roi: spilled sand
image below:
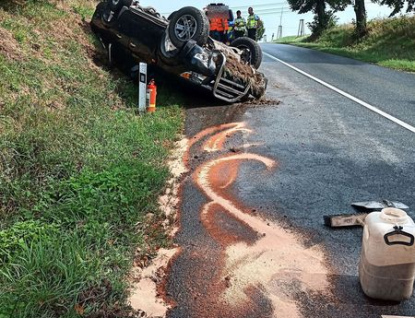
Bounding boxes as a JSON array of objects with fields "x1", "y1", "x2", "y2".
[
  {"x1": 129, "y1": 121, "x2": 332, "y2": 318},
  {"x1": 193, "y1": 123, "x2": 331, "y2": 317},
  {"x1": 128, "y1": 138, "x2": 188, "y2": 317}
]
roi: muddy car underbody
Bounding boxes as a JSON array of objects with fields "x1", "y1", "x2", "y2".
[{"x1": 90, "y1": 1, "x2": 267, "y2": 103}]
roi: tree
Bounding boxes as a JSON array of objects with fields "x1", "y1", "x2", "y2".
[
  {"x1": 353, "y1": 0, "x2": 414, "y2": 39},
  {"x1": 287, "y1": 0, "x2": 349, "y2": 38},
  {"x1": 307, "y1": 9, "x2": 337, "y2": 37},
  {"x1": 290, "y1": 0, "x2": 414, "y2": 40},
  {"x1": 354, "y1": 0, "x2": 367, "y2": 38},
  {"x1": 374, "y1": 0, "x2": 415, "y2": 16},
  {"x1": 257, "y1": 20, "x2": 265, "y2": 41}
]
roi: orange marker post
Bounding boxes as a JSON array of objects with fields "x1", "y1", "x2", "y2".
[{"x1": 146, "y1": 79, "x2": 157, "y2": 113}]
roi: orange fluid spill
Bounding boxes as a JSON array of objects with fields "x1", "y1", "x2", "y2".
[
  {"x1": 189, "y1": 122, "x2": 241, "y2": 150},
  {"x1": 184, "y1": 123, "x2": 245, "y2": 166},
  {"x1": 201, "y1": 202, "x2": 258, "y2": 247},
  {"x1": 195, "y1": 152, "x2": 276, "y2": 226},
  {"x1": 203, "y1": 124, "x2": 250, "y2": 152},
  {"x1": 195, "y1": 153, "x2": 329, "y2": 317},
  {"x1": 185, "y1": 123, "x2": 332, "y2": 318},
  {"x1": 207, "y1": 159, "x2": 240, "y2": 189}
]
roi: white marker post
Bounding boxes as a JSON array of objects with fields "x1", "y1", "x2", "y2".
[{"x1": 138, "y1": 62, "x2": 147, "y2": 114}]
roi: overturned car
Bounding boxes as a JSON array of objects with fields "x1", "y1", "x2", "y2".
[{"x1": 90, "y1": 0, "x2": 267, "y2": 103}]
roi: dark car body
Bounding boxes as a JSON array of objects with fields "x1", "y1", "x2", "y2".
[{"x1": 90, "y1": 1, "x2": 267, "y2": 103}]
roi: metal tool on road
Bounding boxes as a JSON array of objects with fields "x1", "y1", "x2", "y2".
[
  {"x1": 324, "y1": 199, "x2": 409, "y2": 228},
  {"x1": 381, "y1": 315, "x2": 415, "y2": 318},
  {"x1": 351, "y1": 199, "x2": 409, "y2": 212}
]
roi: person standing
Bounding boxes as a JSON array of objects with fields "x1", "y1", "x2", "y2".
[
  {"x1": 209, "y1": 17, "x2": 228, "y2": 43},
  {"x1": 226, "y1": 20, "x2": 234, "y2": 44},
  {"x1": 233, "y1": 10, "x2": 246, "y2": 39},
  {"x1": 209, "y1": 17, "x2": 220, "y2": 41},
  {"x1": 246, "y1": 7, "x2": 260, "y2": 41},
  {"x1": 220, "y1": 18, "x2": 229, "y2": 43}
]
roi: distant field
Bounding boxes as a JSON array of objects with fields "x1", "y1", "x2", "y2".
[{"x1": 275, "y1": 15, "x2": 415, "y2": 72}]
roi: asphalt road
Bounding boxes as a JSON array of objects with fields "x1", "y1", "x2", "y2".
[{"x1": 166, "y1": 44, "x2": 415, "y2": 318}]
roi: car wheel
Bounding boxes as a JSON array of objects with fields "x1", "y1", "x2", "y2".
[
  {"x1": 168, "y1": 6, "x2": 209, "y2": 48},
  {"x1": 157, "y1": 32, "x2": 181, "y2": 66},
  {"x1": 167, "y1": 11, "x2": 177, "y2": 20},
  {"x1": 230, "y1": 37, "x2": 263, "y2": 69}
]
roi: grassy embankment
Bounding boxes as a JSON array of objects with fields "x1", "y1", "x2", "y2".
[
  {"x1": 276, "y1": 15, "x2": 415, "y2": 72},
  {"x1": 0, "y1": 1, "x2": 183, "y2": 317}
]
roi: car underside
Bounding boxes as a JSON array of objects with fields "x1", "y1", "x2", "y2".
[{"x1": 90, "y1": 0, "x2": 267, "y2": 103}]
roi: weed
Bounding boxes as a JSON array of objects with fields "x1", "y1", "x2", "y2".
[
  {"x1": 13, "y1": 29, "x2": 27, "y2": 43},
  {"x1": 71, "y1": 4, "x2": 95, "y2": 21},
  {"x1": 0, "y1": 220, "x2": 60, "y2": 263},
  {"x1": 0, "y1": 232, "x2": 106, "y2": 317}
]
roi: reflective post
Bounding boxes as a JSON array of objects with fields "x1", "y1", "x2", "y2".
[{"x1": 138, "y1": 62, "x2": 147, "y2": 114}]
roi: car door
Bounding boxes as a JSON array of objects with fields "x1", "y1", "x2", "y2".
[{"x1": 119, "y1": 9, "x2": 165, "y2": 64}]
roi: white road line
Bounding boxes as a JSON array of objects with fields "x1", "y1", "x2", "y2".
[{"x1": 263, "y1": 51, "x2": 415, "y2": 134}]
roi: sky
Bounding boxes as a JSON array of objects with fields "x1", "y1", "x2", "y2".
[{"x1": 140, "y1": 1, "x2": 410, "y2": 41}]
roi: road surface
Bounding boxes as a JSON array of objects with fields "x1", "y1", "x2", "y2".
[{"x1": 165, "y1": 43, "x2": 415, "y2": 318}]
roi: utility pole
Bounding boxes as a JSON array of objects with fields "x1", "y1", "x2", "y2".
[
  {"x1": 277, "y1": 6, "x2": 283, "y2": 39},
  {"x1": 297, "y1": 19, "x2": 305, "y2": 37}
]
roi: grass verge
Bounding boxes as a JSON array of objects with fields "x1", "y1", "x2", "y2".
[
  {"x1": 0, "y1": 0, "x2": 183, "y2": 317},
  {"x1": 276, "y1": 15, "x2": 415, "y2": 72}
]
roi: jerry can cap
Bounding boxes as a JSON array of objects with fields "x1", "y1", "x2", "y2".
[{"x1": 380, "y1": 208, "x2": 408, "y2": 224}]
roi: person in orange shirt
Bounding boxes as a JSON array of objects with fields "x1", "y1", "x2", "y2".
[
  {"x1": 209, "y1": 17, "x2": 228, "y2": 43},
  {"x1": 221, "y1": 18, "x2": 229, "y2": 43},
  {"x1": 209, "y1": 17, "x2": 219, "y2": 40}
]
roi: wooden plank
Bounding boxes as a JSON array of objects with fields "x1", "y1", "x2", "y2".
[{"x1": 324, "y1": 213, "x2": 367, "y2": 227}]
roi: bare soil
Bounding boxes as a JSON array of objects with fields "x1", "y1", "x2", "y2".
[{"x1": 0, "y1": 28, "x2": 24, "y2": 61}]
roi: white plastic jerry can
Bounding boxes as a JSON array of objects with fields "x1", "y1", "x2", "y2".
[{"x1": 359, "y1": 208, "x2": 415, "y2": 301}]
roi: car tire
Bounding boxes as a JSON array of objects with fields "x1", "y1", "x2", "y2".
[
  {"x1": 168, "y1": 6, "x2": 209, "y2": 48},
  {"x1": 157, "y1": 32, "x2": 181, "y2": 66},
  {"x1": 230, "y1": 37, "x2": 262, "y2": 69}
]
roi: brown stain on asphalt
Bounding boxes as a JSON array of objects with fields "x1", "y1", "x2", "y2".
[
  {"x1": 184, "y1": 122, "x2": 243, "y2": 167},
  {"x1": 207, "y1": 158, "x2": 240, "y2": 190},
  {"x1": 201, "y1": 202, "x2": 259, "y2": 247},
  {"x1": 168, "y1": 122, "x2": 331, "y2": 318}
]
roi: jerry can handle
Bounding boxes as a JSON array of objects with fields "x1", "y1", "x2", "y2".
[{"x1": 384, "y1": 226, "x2": 415, "y2": 246}]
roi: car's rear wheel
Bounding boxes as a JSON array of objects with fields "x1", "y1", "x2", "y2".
[
  {"x1": 230, "y1": 37, "x2": 262, "y2": 69},
  {"x1": 168, "y1": 7, "x2": 209, "y2": 48}
]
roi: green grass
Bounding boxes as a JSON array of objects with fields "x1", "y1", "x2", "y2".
[
  {"x1": 276, "y1": 35, "x2": 309, "y2": 44},
  {"x1": 276, "y1": 15, "x2": 415, "y2": 72},
  {"x1": 0, "y1": 1, "x2": 184, "y2": 317}
]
